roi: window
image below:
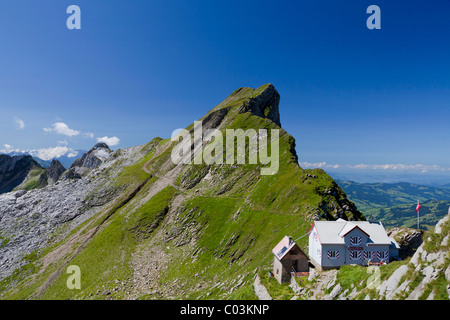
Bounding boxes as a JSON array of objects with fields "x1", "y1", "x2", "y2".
[
  {"x1": 363, "y1": 251, "x2": 374, "y2": 260},
  {"x1": 377, "y1": 251, "x2": 388, "y2": 261},
  {"x1": 349, "y1": 250, "x2": 361, "y2": 260},
  {"x1": 277, "y1": 246, "x2": 287, "y2": 258},
  {"x1": 350, "y1": 236, "x2": 362, "y2": 245},
  {"x1": 327, "y1": 250, "x2": 339, "y2": 259}
]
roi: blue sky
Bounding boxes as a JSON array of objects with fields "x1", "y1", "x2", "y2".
[{"x1": 0, "y1": 1, "x2": 449, "y2": 179}]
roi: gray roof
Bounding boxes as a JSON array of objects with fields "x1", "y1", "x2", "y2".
[{"x1": 312, "y1": 219, "x2": 392, "y2": 245}]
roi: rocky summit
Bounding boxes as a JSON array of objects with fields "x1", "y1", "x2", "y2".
[
  {"x1": 0, "y1": 84, "x2": 365, "y2": 300},
  {"x1": 45, "y1": 160, "x2": 66, "y2": 184}
]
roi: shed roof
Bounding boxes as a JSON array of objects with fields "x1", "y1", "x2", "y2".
[
  {"x1": 312, "y1": 219, "x2": 392, "y2": 245},
  {"x1": 272, "y1": 236, "x2": 297, "y2": 260}
]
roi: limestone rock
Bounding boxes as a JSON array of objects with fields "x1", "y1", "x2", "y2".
[
  {"x1": 325, "y1": 283, "x2": 342, "y2": 300},
  {"x1": 434, "y1": 210, "x2": 449, "y2": 234},
  {"x1": 71, "y1": 143, "x2": 112, "y2": 170},
  {"x1": 46, "y1": 160, "x2": 66, "y2": 184},
  {"x1": 378, "y1": 265, "x2": 409, "y2": 299}
]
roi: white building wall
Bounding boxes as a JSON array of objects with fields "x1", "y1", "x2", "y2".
[{"x1": 308, "y1": 225, "x2": 322, "y2": 266}]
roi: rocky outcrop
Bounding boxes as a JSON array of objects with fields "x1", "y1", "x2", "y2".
[
  {"x1": 387, "y1": 227, "x2": 423, "y2": 259},
  {"x1": 64, "y1": 143, "x2": 112, "y2": 179},
  {"x1": 33, "y1": 160, "x2": 67, "y2": 189},
  {"x1": 71, "y1": 143, "x2": 111, "y2": 170},
  {"x1": 403, "y1": 209, "x2": 450, "y2": 300},
  {"x1": 377, "y1": 264, "x2": 409, "y2": 299},
  {"x1": 238, "y1": 84, "x2": 281, "y2": 127},
  {"x1": 46, "y1": 160, "x2": 66, "y2": 184},
  {"x1": 0, "y1": 155, "x2": 41, "y2": 194}
]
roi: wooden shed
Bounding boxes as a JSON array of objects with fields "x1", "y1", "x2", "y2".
[{"x1": 272, "y1": 236, "x2": 309, "y2": 284}]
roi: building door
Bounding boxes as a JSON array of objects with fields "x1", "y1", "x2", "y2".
[{"x1": 292, "y1": 260, "x2": 297, "y2": 272}]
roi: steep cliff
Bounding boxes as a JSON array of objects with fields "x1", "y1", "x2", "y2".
[{"x1": 0, "y1": 155, "x2": 41, "y2": 194}]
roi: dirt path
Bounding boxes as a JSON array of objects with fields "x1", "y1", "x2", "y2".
[
  {"x1": 142, "y1": 158, "x2": 184, "y2": 192},
  {"x1": 35, "y1": 178, "x2": 151, "y2": 298},
  {"x1": 123, "y1": 161, "x2": 189, "y2": 299}
]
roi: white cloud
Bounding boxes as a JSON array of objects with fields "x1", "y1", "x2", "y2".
[
  {"x1": 1, "y1": 144, "x2": 81, "y2": 161},
  {"x1": 43, "y1": 122, "x2": 80, "y2": 137},
  {"x1": 299, "y1": 162, "x2": 341, "y2": 169},
  {"x1": 299, "y1": 161, "x2": 450, "y2": 172},
  {"x1": 67, "y1": 150, "x2": 80, "y2": 158},
  {"x1": 96, "y1": 136, "x2": 120, "y2": 147},
  {"x1": 83, "y1": 132, "x2": 95, "y2": 139},
  {"x1": 28, "y1": 146, "x2": 70, "y2": 161},
  {"x1": 14, "y1": 117, "x2": 25, "y2": 130},
  {"x1": 0, "y1": 144, "x2": 23, "y2": 154},
  {"x1": 350, "y1": 163, "x2": 449, "y2": 172}
]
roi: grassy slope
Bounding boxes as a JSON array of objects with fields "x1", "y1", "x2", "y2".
[
  {"x1": 12, "y1": 165, "x2": 46, "y2": 191},
  {"x1": 0, "y1": 85, "x2": 364, "y2": 300}
]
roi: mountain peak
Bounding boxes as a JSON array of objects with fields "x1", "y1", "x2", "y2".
[
  {"x1": 208, "y1": 83, "x2": 281, "y2": 128},
  {"x1": 91, "y1": 142, "x2": 110, "y2": 151},
  {"x1": 47, "y1": 159, "x2": 66, "y2": 184},
  {"x1": 69, "y1": 143, "x2": 112, "y2": 172}
]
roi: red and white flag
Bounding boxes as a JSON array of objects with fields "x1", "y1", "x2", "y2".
[{"x1": 416, "y1": 202, "x2": 421, "y2": 212}]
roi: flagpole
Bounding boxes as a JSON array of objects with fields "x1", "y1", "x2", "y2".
[
  {"x1": 417, "y1": 207, "x2": 419, "y2": 229},
  {"x1": 417, "y1": 200, "x2": 420, "y2": 230}
]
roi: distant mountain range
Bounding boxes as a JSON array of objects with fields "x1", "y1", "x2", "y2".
[
  {"x1": 0, "y1": 149, "x2": 88, "y2": 194},
  {"x1": 328, "y1": 170, "x2": 450, "y2": 187},
  {"x1": 337, "y1": 180, "x2": 450, "y2": 230},
  {"x1": 3, "y1": 150, "x2": 86, "y2": 169}
]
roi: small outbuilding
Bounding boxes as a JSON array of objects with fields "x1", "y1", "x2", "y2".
[{"x1": 272, "y1": 236, "x2": 309, "y2": 284}]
